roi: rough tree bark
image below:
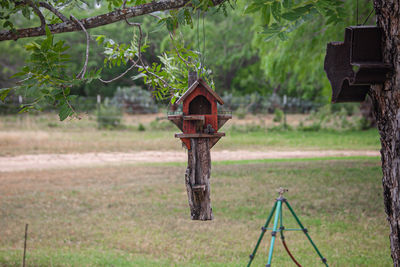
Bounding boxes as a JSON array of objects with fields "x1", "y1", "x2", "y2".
[
  {"x1": 185, "y1": 138, "x2": 213, "y2": 220},
  {"x1": 184, "y1": 71, "x2": 213, "y2": 220},
  {"x1": 372, "y1": 1, "x2": 400, "y2": 265}
]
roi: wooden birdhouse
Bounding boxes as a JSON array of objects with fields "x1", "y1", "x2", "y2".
[
  {"x1": 168, "y1": 78, "x2": 231, "y2": 150},
  {"x1": 167, "y1": 74, "x2": 231, "y2": 220},
  {"x1": 324, "y1": 26, "x2": 391, "y2": 103}
]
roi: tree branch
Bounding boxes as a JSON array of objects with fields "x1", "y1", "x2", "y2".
[
  {"x1": 122, "y1": 0, "x2": 128, "y2": 9},
  {"x1": 99, "y1": 61, "x2": 137, "y2": 83},
  {"x1": 99, "y1": 18, "x2": 142, "y2": 83},
  {"x1": 99, "y1": 20, "x2": 174, "y2": 92},
  {"x1": 0, "y1": 0, "x2": 227, "y2": 41},
  {"x1": 147, "y1": 12, "x2": 190, "y2": 67},
  {"x1": 70, "y1": 15, "x2": 89, "y2": 79},
  {"x1": 169, "y1": 32, "x2": 191, "y2": 68},
  {"x1": 62, "y1": 86, "x2": 81, "y2": 119},
  {"x1": 39, "y1": 2, "x2": 68, "y2": 22},
  {"x1": 26, "y1": 0, "x2": 46, "y2": 28}
]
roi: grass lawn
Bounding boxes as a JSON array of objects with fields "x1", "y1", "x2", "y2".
[
  {"x1": 0, "y1": 158, "x2": 391, "y2": 266},
  {"x1": 0, "y1": 114, "x2": 380, "y2": 156}
]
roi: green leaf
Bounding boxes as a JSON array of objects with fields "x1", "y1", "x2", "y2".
[
  {"x1": 96, "y1": 35, "x2": 106, "y2": 45},
  {"x1": 25, "y1": 41, "x2": 41, "y2": 51},
  {"x1": 64, "y1": 87, "x2": 70, "y2": 96},
  {"x1": 177, "y1": 8, "x2": 186, "y2": 25},
  {"x1": 58, "y1": 102, "x2": 73, "y2": 121},
  {"x1": 3, "y1": 20, "x2": 13, "y2": 29},
  {"x1": 278, "y1": 32, "x2": 288, "y2": 41},
  {"x1": 192, "y1": 0, "x2": 200, "y2": 8},
  {"x1": 261, "y1": 4, "x2": 271, "y2": 26},
  {"x1": 283, "y1": 0, "x2": 292, "y2": 9},
  {"x1": 244, "y1": 3, "x2": 261, "y2": 14},
  {"x1": 19, "y1": 105, "x2": 34, "y2": 114},
  {"x1": 151, "y1": 19, "x2": 166, "y2": 33},
  {"x1": 166, "y1": 17, "x2": 175, "y2": 32},
  {"x1": 45, "y1": 25, "x2": 52, "y2": 39},
  {"x1": 271, "y1": 2, "x2": 281, "y2": 22},
  {"x1": 11, "y1": 71, "x2": 26, "y2": 78},
  {"x1": 282, "y1": 4, "x2": 314, "y2": 21},
  {"x1": 184, "y1": 9, "x2": 193, "y2": 27},
  {"x1": 22, "y1": 6, "x2": 30, "y2": 19},
  {"x1": 0, "y1": 88, "x2": 11, "y2": 102},
  {"x1": 132, "y1": 73, "x2": 146, "y2": 81},
  {"x1": 263, "y1": 23, "x2": 282, "y2": 35}
]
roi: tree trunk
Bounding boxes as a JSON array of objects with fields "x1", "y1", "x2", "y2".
[
  {"x1": 185, "y1": 138, "x2": 213, "y2": 220},
  {"x1": 372, "y1": 1, "x2": 400, "y2": 265},
  {"x1": 360, "y1": 96, "x2": 376, "y2": 128}
]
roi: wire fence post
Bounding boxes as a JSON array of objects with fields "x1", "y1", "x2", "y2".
[
  {"x1": 97, "y1": 94, "x2": 101, "y2": 115},
  {"x1": 22, "y1": 223, "x2": 28, "y2": 267},
  {"x1": 283, "y1": 95, "x2": 287, "y2": 129},
  {"x1": 18, "y1": 95, "x2": 23, "y2": 126}
]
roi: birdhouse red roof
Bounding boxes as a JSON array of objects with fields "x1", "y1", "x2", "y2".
[
  {"x1": 167, "y1": 77, "x2": 231, "y2": 150},
  {"x1": 176, "y1": 78, "x2": 224, "y2": 105}
]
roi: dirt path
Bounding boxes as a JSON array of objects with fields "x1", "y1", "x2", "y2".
[{"x1": 0, "y1": 150, "x2": 380, "y2": 172}]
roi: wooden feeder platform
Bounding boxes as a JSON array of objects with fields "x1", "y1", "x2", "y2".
[{"x1": 324, "y1": 26, "x2": 392, "y2": 103}]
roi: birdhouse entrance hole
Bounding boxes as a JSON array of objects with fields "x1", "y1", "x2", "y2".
[{"x1": 189, "y1": 95, "x2": 211, "y2": 115}]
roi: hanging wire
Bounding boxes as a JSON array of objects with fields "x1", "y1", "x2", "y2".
[
  {"x1": 356, "y1": 0, "x2": 359, "y2": 25},
  {"x1": 197, "y1": 10, "x2": 200, "y2": 70},
  {"x1": 362, "y1": 8, "x2": 375, "y2": 25},
  {"x1": 202, "y1": 11, "x2": 206, "y2": 70}
]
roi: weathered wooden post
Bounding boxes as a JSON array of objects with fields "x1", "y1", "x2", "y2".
[{"x1": 168, "y1": 72, "x2": 231, "y2": 220}]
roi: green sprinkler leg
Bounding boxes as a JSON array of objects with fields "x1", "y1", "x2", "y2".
[
  {"x1": 265, "y1": 200, "x2": 282, "y2": 267},
  {"x1": 284, "y1": 200, "x2": 329, "y2": 267},
  {"x1": 247, "y1": 201, "x2": 278, "y2": 267}
]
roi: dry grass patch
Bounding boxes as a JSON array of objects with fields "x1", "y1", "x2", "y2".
[{"x1": 0, "y1": 159, "x2": 391, "y2": 266}]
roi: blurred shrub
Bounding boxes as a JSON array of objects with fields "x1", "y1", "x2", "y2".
[
  {"x1": 268, "y1": 124, "x2": 293, "y2": 132},
  {"x1": 138, "y1": 123, "x2": 146, "y2": 131},
  {"x1": 298, "y1": 104, "x2": 369, "y2": 132},
  {"x1": 97, "y1": 100, "x2": 123, "y2": 129},
  {"x1": 235, "y1": 106, "x2": 247, "y2": 119},
  {"x1": 330, "y1": 103, "x2": 358, "y2": 116},
  {"x1": 273, "y1": 108, "x2": 284, "y2": 122},
  {"x1": 356, "y1": 117, "x2": 371, "y2": 131},
  {"x1": 298, "y1": 122, "x2": 321, "y2": 132},
  {"x1": 229, "y1": 124, "x2": 265, "y2": 133},
  {"x1": 70, "y1": 96, "x2": 97, "y2": 112},
  {"x1": 110, "y1": 86, "x2": 158, "y2": 114},
  {"x1": 150, "y1": 119, "x2": 175, "y2": 131}
]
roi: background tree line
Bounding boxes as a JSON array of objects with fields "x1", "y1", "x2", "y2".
[{"x1": 0, "y1": 0, "x2": 374, "y2": 106}]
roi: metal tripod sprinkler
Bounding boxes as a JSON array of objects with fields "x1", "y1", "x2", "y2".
[{"x1": 247, "y1": 188, "x2": 328, "y2": 267}]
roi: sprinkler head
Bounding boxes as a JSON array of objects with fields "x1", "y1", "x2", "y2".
[{"x1": 277, "y1": 187, "x2": 288, "y2": 197}]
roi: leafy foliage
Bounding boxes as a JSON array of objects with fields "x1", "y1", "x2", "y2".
[
  {"x1": 0, "y1": 0, "x2": 353, "y2": 119},
  {"x1": 96, "y1": 101, "x2": 123, "y2": 129},
  {"x1": 95, "y1": 16, "x2": 215, "y2": 104},
  {"x1": 10, "y1": 26, "x2": 78, "y2": 120},
  {"x1": 245, "y1": 0, "x2": 343, "y2": 41}
]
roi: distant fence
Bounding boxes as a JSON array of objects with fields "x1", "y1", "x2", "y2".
[
  {"x1": 220, "y1": 93, "x2": 323, "y2": 114},
  {"x1": 0, "y1": 95, "x2": 159, "y2": 115},
  {"x1": 0, "y1": 93, "x2": 324, "y2": 116}
]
